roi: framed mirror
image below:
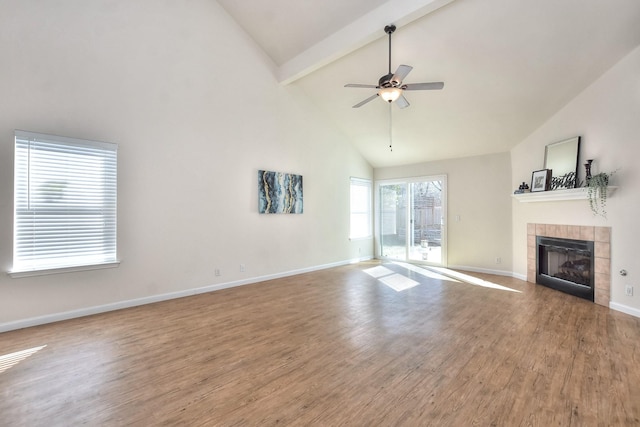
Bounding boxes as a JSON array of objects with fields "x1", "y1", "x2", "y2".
[{"x1": 544, "y1": 136, "x2": 580, "y2": 189}]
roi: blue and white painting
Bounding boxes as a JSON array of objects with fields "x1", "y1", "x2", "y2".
[{"x1": 258, "y1": 170, "x2": 303, "y2": 214}]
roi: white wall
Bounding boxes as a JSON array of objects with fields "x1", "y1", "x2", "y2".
[
  {"x1": 375, "y1": 152, "x2": 513, "y2": 274},
  {"x1": 511, "y1": 46, "x2": 640, "y2": 316},
  {"x1": 0, "y1": 0, "x2": 373, "y2": 329}
]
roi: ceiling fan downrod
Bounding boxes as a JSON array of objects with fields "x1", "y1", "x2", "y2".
[
  {"x1": 343, "y1": 23, "x2": 444, "y2": 110},
  {"x1": 384, "y1": 24, "x2": 396, "y2": 76}
]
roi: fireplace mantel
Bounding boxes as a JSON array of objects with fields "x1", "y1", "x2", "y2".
[{"x1": 513, "y1": 186, "x2": 618, "y2": 203}]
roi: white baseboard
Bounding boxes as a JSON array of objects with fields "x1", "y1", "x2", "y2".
[
  {"x1": 512, "y1": 272, "x2": 527, "y2": 281},
  {"x1": 450, "y1": 265, "x2": 529, "y2": 281},
  {"x1": 609, "y1": 302, "x2": 640, "y2": 319},
  {"x1": 6, "y1": 256, "x2": 635, "y2": 333},
  {"x1": 451, "y1": 268, "x2": 640, "y2": 319},
  {"x1": 0, "y1": 258, "x2": 371, "y2": 333},
  {"x1": 447, "y1": 264, "x2": 513, "y2": 277},
  {"x1": 350, "y1": 255, "x2": 374, "y2": 264}
]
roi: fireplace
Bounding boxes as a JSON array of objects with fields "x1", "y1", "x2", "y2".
[
  {"x1": 536, "y1": 236, "x2": 594, "y2": 301},
  {"x1": 526, "y1": 224, "x2": 611, "y2": 307}
]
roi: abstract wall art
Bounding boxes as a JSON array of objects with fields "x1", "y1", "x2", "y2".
[{"x1": 258, "y1": 170, "x2": 303, "y2": 214}]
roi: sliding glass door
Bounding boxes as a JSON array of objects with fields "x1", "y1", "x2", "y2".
[
  {"x1": 379, "y1": 183, "x2": 407, "y2": 260},
  {"x1": 378, "y1": 176, "x2": 446, "y2": 266}
]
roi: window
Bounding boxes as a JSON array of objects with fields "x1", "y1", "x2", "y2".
[
  {"x1": 12, "y1": 131, "x2": 118, "y2": 275},
  {"x1": 350, "y1": 177, "x2": 372, "y2": 239}
]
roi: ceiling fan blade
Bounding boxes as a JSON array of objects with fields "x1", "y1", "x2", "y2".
[
  {"x1": 391, "y1": 65, "x2": 413, "y2": 85},
  {"x1": 344, "y1": 83, "x2": 378, "y2": 89},
  {"x1": 345, "y1": 83, "x2": 378, "y2": 89},
  {"x1": 352, "y1": 93, "x2": 379, "y2": 108},
  {"x1": 396, "y1": 94, "x2": 410, "y2": 109},
  {"x1": 403, "y1": 82, "x2": 444, "y2": 91}
]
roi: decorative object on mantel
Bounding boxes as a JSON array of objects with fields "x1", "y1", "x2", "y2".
[
  {"x1": 513, "y1": 182, "x2": 530, "y2": 194},
  {"x1": 550, "y1": 171, "x2": 578, "y2": 190},
  {"x1": 587, "y1": 171, "x2": 615, "y2": 218},
  {"x1": 584, "y1": 159, "x2": 593, "y2": 183},
  {"x1": 545, "y1": 136, "x2": 580, "y2": 190},
  {"x1": 531, "y1": 169, "x2": 552, "y2": 192},
  {"x1": 512, "y1": 186, "x2": 618, "y2": 202}
]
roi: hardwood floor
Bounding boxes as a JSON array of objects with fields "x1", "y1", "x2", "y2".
[{"x1": 1, "y1": 261, "x2": 640, "y2": 426}]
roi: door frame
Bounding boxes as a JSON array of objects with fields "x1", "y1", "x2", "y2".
[{"x1": 375, "y1": 175, "x2": 447, "y2": 266}]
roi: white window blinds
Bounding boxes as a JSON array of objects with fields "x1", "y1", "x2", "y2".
[
  {"x1": 350, "y1": 177, "x2": 372, "y2": 239},
  {"x1": 13, "y1": 131, "x2": 118, "y2": 273}
]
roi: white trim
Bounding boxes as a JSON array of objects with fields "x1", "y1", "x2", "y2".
[
  {"x1": 609, "y1": 302, "x2": 640, "y2": 319},
  {"x1": 350, "y1": 176, "x2": 373, "y2": 240},
  {"x1": 447, "y1": 265, "x2": 514, "y2": 277},
  {"x1": 350, "y1": 255, "x2": 374, "y2": 264},
  {"x1": 512, "y1": 186, "x2": 618, "y2": 202},
  {"x1": 375, "y1": 175, "x2": 448, "y2": 266},
  {"x1": 8, "y1": 261, "x2": 121, "y2": 278},
  {"x1": 510, "y1": 273, "x2": 640, "y2": 319},
  {"x1": 512, "y1": 272, "x2": 527, "y2": 281},
  {"x1": 4, "y1": 259, "x2": 637, "y2": 332},
  {"x1": 13, "y1": 130, "x2": 118, "y2": 273},
  {"x1": 0, "y1": 259, "x2": 364, "y2": 333},
  {"x1": 400, "y1": 264, "x2": 640, "y2": 320},
  {"x1": 14, "y1": 129, "x2": 117, "y2": 150}
]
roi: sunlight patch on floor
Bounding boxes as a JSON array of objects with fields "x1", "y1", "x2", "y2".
[
  {"x1": 363, "y1": 265, "x2": 394, "y2": 279},
  {"x1": 379, "y1": 274, "x2": 421, "y2": 292},
  {"x1": 0, "y1": 345, "x2": 47, "y2": 374},
  {"x1": 429, "y1": 267, "x2": 522, "y2": 293},
  {"x1": 392, "y1": 262, "x2": 460, "y2": 283},
  {"x1": 363, "y1": 265, "x2": 421, "y2": 292},
  {"x1": 363, "y1": 263, "x2": 520, "y2": 293}
]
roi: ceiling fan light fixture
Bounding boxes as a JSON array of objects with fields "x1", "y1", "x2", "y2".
[
  {"x1": 379, "y1": 87, "x2": 402, "y2": 103},
  {"x1": 344, "y1": 24, "x2": 444, "y2": 109}
]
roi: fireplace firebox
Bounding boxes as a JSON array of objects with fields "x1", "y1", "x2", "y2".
[{"x1": 536, "y1": 236, "x2": 594, "y2": 301}]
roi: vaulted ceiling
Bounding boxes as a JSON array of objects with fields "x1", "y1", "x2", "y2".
[{"x1": 218, "y1": 0, "x2": 640, "y2": 168}]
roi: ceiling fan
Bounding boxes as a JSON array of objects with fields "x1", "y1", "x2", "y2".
[{"x1": 344, "y1": 24, "x2": 444, "y2": 109}]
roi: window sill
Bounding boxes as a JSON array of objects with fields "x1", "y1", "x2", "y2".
[{"x1": 8, "y1": 261, "x2": 121, "y2": 278}]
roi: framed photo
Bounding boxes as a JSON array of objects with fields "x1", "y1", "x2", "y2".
[{"x1": 531, "y1": 169, "x2": 552, "y2": 192}]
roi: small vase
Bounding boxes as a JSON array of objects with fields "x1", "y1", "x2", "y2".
[{"x1": 584, "y1": 159, "x2": 593, "y2": 184}]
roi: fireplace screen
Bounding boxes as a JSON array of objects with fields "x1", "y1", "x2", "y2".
[{"x1": 536, "y1": 236, "x2": 594, "y2": 301}]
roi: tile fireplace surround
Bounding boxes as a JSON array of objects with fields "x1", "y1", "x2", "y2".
[{"x1": 527, "y1": 223, "x2": 611, "y2": 306}]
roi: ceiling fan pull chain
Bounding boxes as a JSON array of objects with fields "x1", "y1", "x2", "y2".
[{"x1": 389, "y1": 103, "x2": 393, "y2": 152}]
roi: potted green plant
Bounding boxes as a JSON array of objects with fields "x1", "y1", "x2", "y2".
[{"x1": 587, "y1": 172, "x2": 613, "y2": 217}]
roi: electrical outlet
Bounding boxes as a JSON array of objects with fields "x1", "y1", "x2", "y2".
[
  {"x1": 495, "y1": 257, "x2": 502, "y2": 264},
  {"x1": 240, "y1": 264, "x2": 246, "y2": 272},
  {"x1": 215, "y1": 269, "x2": 221, "y2": 277},
  {"x1": 625, "y1": 285, "x2": 633, "y2": 296}
]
